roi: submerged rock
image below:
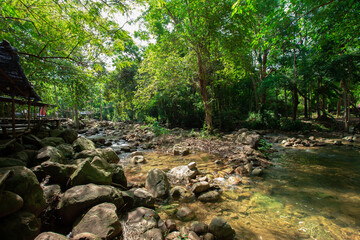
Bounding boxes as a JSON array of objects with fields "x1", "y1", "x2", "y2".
[
  {"x1": 209, "y1": 217, "x2": 235, "y2": 240},
  {"x1": 198, "y1": 191, "x2": 220, "y2": 202},
  {"x1": 176, "y1": 207, "x2": 195, "y2": 221}
]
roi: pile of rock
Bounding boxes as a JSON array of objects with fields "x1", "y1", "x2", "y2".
[
  {"x1": 281, "y1": 136, "x2": 326, "y2": 147},
  {"x1": 0, "y1": 126, "x2": 237, "y2": 240}
]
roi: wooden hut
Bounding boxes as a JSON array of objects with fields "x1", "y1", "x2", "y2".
[{"x1": 0, "y1": 39, "x2": 56, "y2": 137}]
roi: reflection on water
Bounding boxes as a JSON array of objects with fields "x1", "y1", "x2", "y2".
[{"x1": 126, "y1": 146, "x2": 360, "y2": 240}]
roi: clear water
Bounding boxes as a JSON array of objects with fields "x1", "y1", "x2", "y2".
[{"x1": 127, "y1": 145, "x2": 360, "y2": 240}]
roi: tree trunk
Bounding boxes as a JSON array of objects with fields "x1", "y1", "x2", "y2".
[
  {"x1": 292, "y1": 48, "x2": 298, "y2": 121},
  {"x1": 251, "y1": 75, "x2": 259, "y2": 111},
  {"x1": 316, "y1": 77, "x2": 321, "y2": 118},
  {"x1": 197, "y1": 51, "x2": 212, "y2": 131},
  {"x1": 100, "y1": 94, "x2": 103, "y2": 121},
  {"x1": 284, "y1": 88, "x2": 288, "y2": 117},
  {"x1": 304, "y1": 96, "x2": 308, "y2": 119},
  {"x1": 343, "y1": 79, "x2": 349, "y2": 132}
]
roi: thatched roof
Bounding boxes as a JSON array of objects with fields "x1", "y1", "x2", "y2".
[{"x1": 0, "y1": 39, "x2": 42, "y2": 101}]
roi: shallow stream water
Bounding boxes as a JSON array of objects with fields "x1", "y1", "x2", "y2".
[{"x1": 124, "y1": 144, "x2": 360, "y2": 240}]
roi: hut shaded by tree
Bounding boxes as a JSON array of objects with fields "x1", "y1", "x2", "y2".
[{"x1": 0, "y1": 39, "x2": 43, "y2": 136}]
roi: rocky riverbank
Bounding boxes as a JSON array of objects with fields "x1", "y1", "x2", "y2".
[{"x1": 1, "y1": 119, "x2": 356, "y2": 239}]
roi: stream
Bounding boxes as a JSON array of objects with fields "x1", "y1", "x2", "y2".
[
  {"x1": 86, "y1": 131, "x2": 360, "y2": 239},
  {"x1": 125, "y1": 144, "x2": 360, "y2": 240}
]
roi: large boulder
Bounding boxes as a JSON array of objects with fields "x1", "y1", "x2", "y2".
[
  {"x1": 168, "y1": 165, "x2": 199, "y2": 182},
  {"x1": 41, "y1": 161, "x2": 77, "y2": 186},
  {"x1": 59, "y1": 129, "x2": 78, "y2": 144},
  {"x1": 34, "y1": 232, "x2": 68, "y2": 240},
  {"x1": 236, "y1": 131, "x2": 261, "y2": 148},
  {"x1": 69, "y1": 159, "x2": 113, "y2": 186},
  {"x1": 0, "y1": 166, "x2": 46, "y2": 216},
  {"x1": 0, "y1": 211, "x2": 41, "y2": 240},
  {"x1": 72, "y1": 203, "x2": 122, "y2": 239},
  {"x1": 0, "y1": 191, "x2": 23, "y2": 218},
  {"x1": 57, "y1": 184, "x2": 124, "y2": 224},
  {"x1": 36, "y1": 146, "x2": 65, "y2": 164},
  {"x1": 40, "y1": 137, "x2": 65, "y2": 147},
  {"x1": 0, "y1": 157, "x2": 26, "y2": 168},
  {"x1": 72, "y1": 233, "x2": 101, "y2": 240},
  {"x1": 56, "y1": 144, "x2": 74, "y2": 159},
  {"x1": 111, "y1": 164, "x2": 127, "y2": 187},
  {"x1": 133, "y1": 188, "x2": 155, "y2": 208},
  {"x1": 208, "y1": 217, "x2": 235, "y2": 240},
  {"x1": 145, "y1": 168, "x2": 170, "y2": 199},
  {"x1": 43, "y1": 184, "x2": 62, "y2": 204},
  {"x1": 73, "y1": 137, "x2": 95, "y2": 152},
  {"x1": 75, "y1": 148, "x2": 119, "y2": 164},
  {"x1": 101, "y1": 148, "x2": 120, "y2": 163}
]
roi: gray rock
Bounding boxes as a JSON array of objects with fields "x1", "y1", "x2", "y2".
[
  {"x1": 188, "y1": 231, "x2": 201, "y2": 240},
  {"x1": 173, "y1": 144, "x2": 190, "y2": 156},
  {"x1": 176, "y1": 207, "x2": 195, "y2": 221},
  {"x1": 190, "y1": 221, "x2": 208, "y2": 235},
  {"x1": 57, "y1": 184, "x2": 124, "y2": 224},
  {"x1": 165, "y1": 219, "x2": 177, "y2": 232},
  {"x1": 0, "y1": 157, "x2": 26, "y2": 168},
  {"x1": 131, "y1": 151, "x2": 144, "y2": 157},
  {"x1": 191, "y1": 181, "x2": 210, "y2": 194},
  {"x1": 0, "y1": 211, "x2": 41, "y2": 240},
  {"x1": 209, "y1": 217, "x2": 235, "y2": 240},
  {"x1": 188, "y1": 162, "x2": 197, "y2": 170},
  {"x1": 236, "y1": 131, "x2": 261, "y2": 148},
  {"x1": 145, "y1": 168, "x2": 170, "y2": 198},
  {"x1": 43, "y1": 184, "x2": 61, "y2": 204},
  {"x1": 36, "y1": 146, "x2": 65, "y2": 164},
  {"x1": 34, "y1": 232, "x2": 68, "y2": 240},
  {"x1": 168, "y1": 165, "x2": 199, "y2": 182},
  {"x1": 59, "y1": 129, "x2": 78, "y2": 144},
  {"x1": 56, "y1": 144, "x2": 74, "y2": 159},
  {"x1": 203, "y1": 233, "x2": 215, "y2": 240},
  {"x1": 166, "y1": 231, "x2": 181, "y2": 239},
  {"x1": 143, "y1": 228, "x2": 164, "y2": 240},
  {"x1": 111, "y1": 164, "x2": 127, "y2": 187},
  {"x1": 41, "y1": 161, "x2": 77, "y2": 186},
  {"x1": 72, "y1": 232, "x2": 101, "y2": 240},
  {"x1": 170, "y1": 186, "x2": 193, "y2": 202},
  {"x1": 41, "y1": 137, "x2": 65, "y2": 147},
  {"x1": 126, "y1": 207, "x2": 161, "y2": 235},
  {"x1": 130, "y1": 155, "x2": 146, "y2": 164},
  {"x1": 0, "y1": 191, "x2": 23, "y2": 218},
  {"x1": 252, "y1": 167, "x2": 263, "y2": 176},
  {"x1": 198, "y1": 191, "x2": 220, "y2": 202},
  {"x1": 0, "y1": 166, "x2": 46, "y2": 216},
  {"x1": 73, "y1": 137, "x2": 95, "y2": 152},
  {"x1": 70, "y1": 159, "x2": 112, "y2": 186},
  {"x1": 133, "y1": 188, "x2": 155, "y2": 208},
  {"x1": 72, "y1": 203, "x2": 122, "y2": 239}
]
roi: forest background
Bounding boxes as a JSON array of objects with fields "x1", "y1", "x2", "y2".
[{"x1": 1, "y1": 0, "x2": 359, "y2": 132}]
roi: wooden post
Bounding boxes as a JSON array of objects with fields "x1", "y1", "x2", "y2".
[{"x1": 11, "y1": 92, "x2": 16, "y2": 137}]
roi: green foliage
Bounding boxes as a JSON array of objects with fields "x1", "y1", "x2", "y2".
[
  {"x1": 244, "y1": 110, "x2": 280, "y2": 130},
  {"x1": 258, "y1": 139, "x2": 272, "y2": 158}
]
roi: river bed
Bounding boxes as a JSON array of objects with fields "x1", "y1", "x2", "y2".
[{"x1": 123, "y1": 144, "x2": 360, "y2": 240}]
